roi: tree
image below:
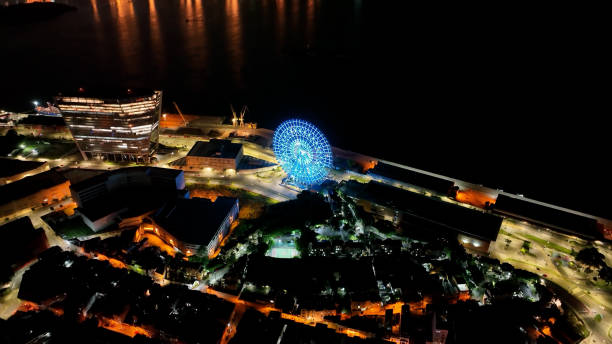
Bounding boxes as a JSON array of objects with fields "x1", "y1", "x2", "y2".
[
  {"x1": 598, "y1": 266, "x2": 612, "y2": 284},
  {"x1": 375, "y1": 220, "x2": 396, "y2": 234},
  {"x1": 5, "y1": 129, "x2": 18, "y2": 139},
  {"x1": 0, "y1": 264, "x2": 13, "y2": 286},
  {"x1": 521, "y1": 241, "x2": 531, "y2": 253},
  {"x1": 576, "y1": 247, "x2": 606, "y2": 268},
  {"x1": 135, "y1": 246, "x2": 164, "y2": 271},
  {"x1": 259, "y1": 190, "x2": 331, "y2": 232},
  {"x1": 297, "y1": 228, "x2": 316, "y2": 256},
  {"x1": 208, "y1": 129, "x2": 222, "y2": 138},
  {"x1": 356, "y1": 205, "x2": 375, "y2": 226},
  {"x1": 500, "y1": 262, "x2": 515, "y2": 272}
]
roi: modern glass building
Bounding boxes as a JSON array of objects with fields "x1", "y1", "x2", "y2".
[{"x1": 56, "y1": 88, "x2": 162, "y2": 163}]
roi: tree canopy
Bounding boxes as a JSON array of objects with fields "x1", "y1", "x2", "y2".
[{"x1": 576, "y1": 247, "x2": 606, "y2": 267}]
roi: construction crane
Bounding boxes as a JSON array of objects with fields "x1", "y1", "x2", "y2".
[
  {"x1": 230, "y1": 104, "x2": 238, "y2": 127},
  {"x1": 239, "y1": 105, "x2": 248, "y2": 127},
  {"x1": 172, "y1": 101, "x2": 188, "y2": 126}
]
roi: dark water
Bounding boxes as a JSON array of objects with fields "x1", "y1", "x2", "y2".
[{"x1": 1, "y1": 1, "x2": 609, "y2": 217}]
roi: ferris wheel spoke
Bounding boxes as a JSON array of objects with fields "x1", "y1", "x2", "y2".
[{"x1": 273, "y1": 119, "x2": 332, "y2": 186}]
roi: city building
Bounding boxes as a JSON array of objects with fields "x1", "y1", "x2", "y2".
[
  {"x1": 0, "y1": 216, "x2": 48, "y2": 273},
  {"x1": 136, "y1": 196, "x2": 239, "y2": 258},
  {"x1": 341, "y1": 180, "x2": 502, "y2": 253},
  {"x1": 0, "y1": 157, "x2": 49, "y2": 185},
  {"x1": 365, "y1": 162, "x2": 612, "y2": 241},
  {"x1": 56, "y1": 88, "x2": 162, "y2": 163},
  {"x1": 492, "y1": 194, "x2": 604, "y2": 240},
  {"x1": 181, "y1": 139, "x2": 244, "y2": 171},
  {"x1": 70, "y1": 167, "x2": 186, "y2": 231},
  {"x1": 0, "y1": 169, "x2": 71, "y2": 219}
]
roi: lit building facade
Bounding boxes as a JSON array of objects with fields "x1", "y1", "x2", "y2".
[
  {"x1": 0, "y1": 169, "x2": 71, "y2": 219},
  {"x1": 183, "y1": 139, "x2": 243, "y2": 171},
  {"x1": 56, "y1": 89, "x2": 162, "y2": 163}
]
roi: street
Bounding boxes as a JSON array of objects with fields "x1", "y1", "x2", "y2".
[{"x1": 491, "y1": 219, "x2": 612, "y2": 343}]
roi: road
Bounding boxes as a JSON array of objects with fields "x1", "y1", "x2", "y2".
[
  {"x1": 200, "y1": 286, "x2": 374, "y2": 340},
  {"x1": 185, "y1": 173, "x2": 297, "y2": 202},
  {"x1": 9, "y1": 130, "x2": 612, "y2": 343},
  {"x1": 0, "y1": 261, "x2": 34, "y2": 320},
  {"x1": 0, "y1": 200, "x2": 77, "y2": 320},
  {"x1": 45, "y1": 135, "x2": 296, "y2": 202},
  {"x1": 491, "y1": 219, "x2": 612, "y2": 343}
]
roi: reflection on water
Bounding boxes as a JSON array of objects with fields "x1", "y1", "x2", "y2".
[
  {"x1": 147, "y1": 0, "x2": 164, "y2": 69},
  {"x1": 226, "y1": 0, "x2": 242, "y2": 86},
  {"x1": 3, "y1": 0, "x2": 366, "y2": 150},
  {"x1": 112, "y1": 0, "x2": 142, "y2": 76},
  {"x1": 306, "y1": 0, "x2": 315, "y2": 44},
  {"x1": 275, "y1": 0, "x2": 286, "y2": 53},
  {"x1": 7, "y1": 0, "x2": 327, "y2": 95},
  {"x1": 89, "y1": 0, "x2": 99, "y2": 23}
]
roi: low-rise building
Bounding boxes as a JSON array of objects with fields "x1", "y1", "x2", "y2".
[
  {"x1": 341, "y1": 180, "x2": 502, "y2": 253},
  {"x1": 492, "y1": 194, "x2": 604, "y2": 241},
  {"x1": 180, "y1": 139, "x2": 243, "y2": 172},
  {"x1": 0, "y1": 217, "x2": 48, "y2": 273},
  {"x1": 0, "y1": 158, "x2": 49, "y2": 185},
  {"x1": 136, "y1": 196, "x2": 239, "y2": 258},
  {"x1": 0, "y1": 169, "x2": 71, "y2": 219},
  {"x1": 367, "y1": 162, "x2": 456, "y2": 196},
  {"x1": 70, "y1": 167, "x2": 187, "y2": 231}
]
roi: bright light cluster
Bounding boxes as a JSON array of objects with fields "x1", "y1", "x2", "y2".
[{"x1": 273, "y1": 119, "x2": 332, "y2": 186}]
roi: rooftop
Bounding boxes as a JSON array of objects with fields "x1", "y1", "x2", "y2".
[
  {"x1": 0, "y1": 169, "x2": 68, "y2": 206},
  {"x1": 0, "y1": 216, "x2": 47, "y2": 270},
  {"x1": 55, "y1": 87, "x2": 159, "y2": 102},
  {"x1": 70, "y1": 166, "x2": 182, "y2": 193},
  {"x1": 69, "y1": 170, "x2": 109, "y2": 192},
  {"x1": 146, "y1": 166, "x2": 184, "y2": 179},
  {"x1": 153, "y1": 197, "x2": 238, "y2": 245},
  {"x1": 187, "y1": 140, "x2": 243, "y2": 159},
  {"x1": 342, "y1": 180, "x2": 502, "y2": 242},
  {"x1": 59, "y1": 168, "x2": 106, "y2": 186},
  {"x1": 367, "y1": 162, "x2": 455, "y2": 195},
  {"x1": 77, "y1": 186, "x2": 170, "y2": 222},
  {"x1": 493, "y1": 194, "x2": 602, "y2": 240},
  {"x1": 0, "y1": 157, "x2": 46, "y2": 179}
]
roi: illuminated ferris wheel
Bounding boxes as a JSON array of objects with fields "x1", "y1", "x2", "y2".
[{"x1": 273, "y1": 119, "x2": 333, "y2": 186}]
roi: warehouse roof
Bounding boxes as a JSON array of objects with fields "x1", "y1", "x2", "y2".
[
  {"x1": 367, "y1": 162, "x2": 455, "y2": 195},
  {"x1": 187, "y1": 140, "x2": 242, "y2": 159},
  {"x1": 146, "y1": 166, "x2": 183, "y2": 178},
  {"x1": 153, "y1": 197, "x2": 238, "y2": 245},
  {"x1": 70, "y1": 167, "x2": 182, "y2": 193},
  {"x1": 0, "y1": 158, "x2": 46, "y2": 179},
  {"x1": 0, "y1": 217, "x2": 47, "y2": 271},
  {"x1": 493, "y1": 194, "x2": 601, "y2": 240},
  {"x1": 0, "y1": 169, "x2": 68, "y2": 206}
]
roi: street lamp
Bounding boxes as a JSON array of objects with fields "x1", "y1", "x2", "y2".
[{"x1": 32, "y1": 100, "x2": 39, "y2": 107}]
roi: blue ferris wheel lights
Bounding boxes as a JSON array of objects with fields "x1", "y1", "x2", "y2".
[{"x1": 273, "y1": 119, "x2": 332, "y2": 186}]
